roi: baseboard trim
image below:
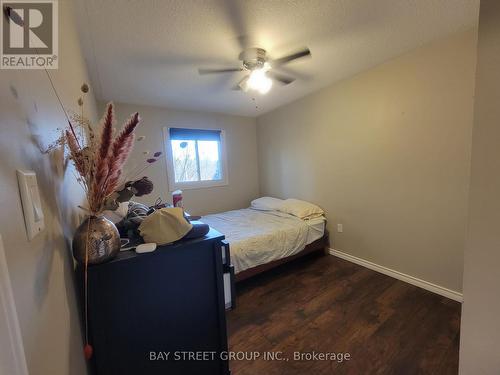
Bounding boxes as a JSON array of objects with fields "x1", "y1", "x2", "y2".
[{"x1": 329, "y1": 248, "x2": 463, "y2": 303}]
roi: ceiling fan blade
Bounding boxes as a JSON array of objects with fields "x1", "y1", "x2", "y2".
[
  {"x1": 221, "y1": 0, "x2": 248, "y2": 50},
  {"x1": 268, "y1": 71, "x2": 295, "y2": 85},
  {"x1": 271, "y1": 48, "x2": 311, "y2": 66},
  {"x1": 232, "y1": 75, "x2": 249, "y2": 90},
  {"x1": 198, "y1": 67, "x2": 243, "y2": 75},
  {"x1": 273, "y1": 66, "x2": 312, "y2": 81}
]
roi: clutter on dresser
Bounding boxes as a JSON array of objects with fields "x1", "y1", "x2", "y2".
[
  {"x1": 135, "y1": 243, "x2": 157, "y2": 253},
  {"x1": 150, "y1": 196, "x2": 172, "y2": 211},
  {"x1": 172, "y1": 189, "x2": 183, "y2": 207},
  {"x1": 139, "y1": 207, "x2": 193, "y2": 245}
]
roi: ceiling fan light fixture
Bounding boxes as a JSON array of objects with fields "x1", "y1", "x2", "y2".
[
  {"x1": 199, "y1": 46, "x2": 310, "y2": 95},
  {"x1": 246, "y1": 68, "x2": 273, "y2": 94}
]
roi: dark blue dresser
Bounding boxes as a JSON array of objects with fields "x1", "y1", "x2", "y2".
[{"x1": 84, "y1": 229, "x2": 234, "y2": 375}]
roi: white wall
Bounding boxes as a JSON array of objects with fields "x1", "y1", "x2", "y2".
[
  {"x1": 459, "y1": 1, "x2": 500, "y2": 373},
  {"x1": 257, "y1": 30, "x2": 477, "y2": 293},
  {"x1": 104, "y1": 102, "x2": 260, "y2": 215},
  {"x1": 0, "y1": 1, "x2": 96, "y2": 374}
]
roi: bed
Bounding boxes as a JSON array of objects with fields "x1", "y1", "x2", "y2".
[{"x1": 201, "y1": 198, "x2": 329, "y2": 282}]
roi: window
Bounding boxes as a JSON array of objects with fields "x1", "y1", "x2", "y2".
[{"x1": 164, "y1": 127, "x2": 228, "y2": 190}]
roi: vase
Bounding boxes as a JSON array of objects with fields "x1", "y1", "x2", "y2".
[{"x1": 72, "y1": 215, "x2": 121, "y2": 265}]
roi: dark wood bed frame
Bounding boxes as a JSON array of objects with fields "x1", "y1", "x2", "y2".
[{"x1": 235, "y1": 232, "x2": 330, "y2": 282}]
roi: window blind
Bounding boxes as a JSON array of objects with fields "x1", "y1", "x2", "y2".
[{"x1": 169, "y1": 128, "x2": 221, "y2": 141}]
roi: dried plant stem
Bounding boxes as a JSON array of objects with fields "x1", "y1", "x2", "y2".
[
  {"x1": 64, "y1": 102, "x2": 141, "y2": 216},
  {"x1": 120, "y1": 163, "x2": 154, "y2": 185},
  {"x1": 119, "y1": 162, "x2": 148, "y2": 184}
]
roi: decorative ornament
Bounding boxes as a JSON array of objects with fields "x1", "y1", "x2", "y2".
[{"x1": 84, "y1": 344, "x2": 93, "y2": 360}]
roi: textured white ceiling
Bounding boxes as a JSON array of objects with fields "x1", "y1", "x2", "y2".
[{"x1": 75, "y1": 0, "x2": 479, "y2": 117}]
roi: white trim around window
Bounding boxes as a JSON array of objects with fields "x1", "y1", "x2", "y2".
[{"x1": 163, "y1": 126, "x2": 229, "y2": 191}]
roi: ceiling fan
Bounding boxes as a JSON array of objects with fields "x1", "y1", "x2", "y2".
[{"x1": 198, "y1": 47, "x2": 311, "y2": 94}]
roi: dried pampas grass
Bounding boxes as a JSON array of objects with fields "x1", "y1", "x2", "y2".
[{"x1": 65, "y1": 101, "x2": 141, "y2": 215}]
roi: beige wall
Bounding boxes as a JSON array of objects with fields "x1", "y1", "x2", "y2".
[
  {"x1": 103, "y1": 102, "x2": 260, "y2": 215},
  {"x1": 0, "y1": 1, "x2": 96, "y2": 374},
  {"x1": 257, "y1": 30, "x2": 477, "y2": 293},
  {"x1": 460, "y1": 1, "x2": 500, "y2": 373}
]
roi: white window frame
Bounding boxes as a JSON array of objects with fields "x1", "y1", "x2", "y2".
[{"x1": 163, "y1": 126, "x2": 229, "y2": 191}]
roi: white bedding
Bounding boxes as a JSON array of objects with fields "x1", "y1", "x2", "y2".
[
  {"x1": 201, "y1": 208, "x2": 325, "y2": 274},
  {"x1": 305, "y1": 216, "x2": 327, "y2": 244}
]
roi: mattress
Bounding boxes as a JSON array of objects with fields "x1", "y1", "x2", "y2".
[
  {"x1": 201, "y1": 208, "x2": 325, "y2": 274},
  {"x1": 305, "y1": 216, "x2": 326, "y2": 244}
]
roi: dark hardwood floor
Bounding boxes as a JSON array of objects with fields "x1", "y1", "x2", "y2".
[{"x1": 227, "y1": 252, "x2": 461, "y2": 375}]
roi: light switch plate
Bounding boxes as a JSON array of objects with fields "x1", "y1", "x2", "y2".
[{"x1": 17, "y1": 170, "x2": 45, "y2": 241}]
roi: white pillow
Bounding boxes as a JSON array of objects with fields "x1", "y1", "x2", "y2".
[
  {"x1": 250, "y1": 197, "x2": 284, "y2": 211},
  {"x1": 279, "y1": 199, "x2": 324, "y2": 219}
]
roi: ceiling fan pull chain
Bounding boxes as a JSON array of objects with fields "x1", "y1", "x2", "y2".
[{"x1": 252, "y1": 97, "x2": 258, "y2": 110}]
